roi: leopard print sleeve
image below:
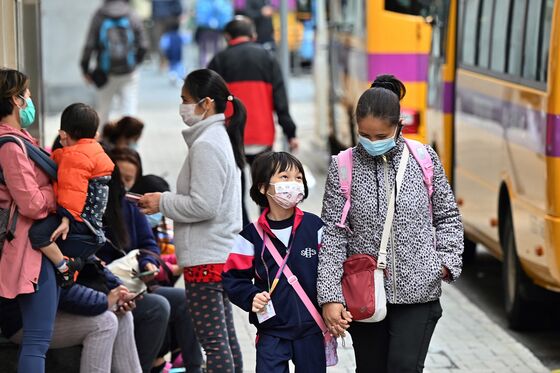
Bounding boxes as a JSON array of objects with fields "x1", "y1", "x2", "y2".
[
  {"x1": 427, "y1": 146, "x2": 464, "y2": 282},
  {"x1": 317, "y1": 156, "x2": 349, "y2": 305}
]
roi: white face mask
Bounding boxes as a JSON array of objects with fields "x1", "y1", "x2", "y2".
[
  {"x1": 179, "y1": 98, "x2": 214, "y2": 127},
  {"x1": 268, "y1": 181, "x2": 305, "y2": 209},
  {"x1": 179, "y1": 103, "x2": 204, "y2": 127}
]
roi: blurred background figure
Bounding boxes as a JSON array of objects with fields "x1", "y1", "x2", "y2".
[
  {"x1": 102, "y1": 115, "x2": 145, "y2": 151},
  {"x1": 195, "y1": 0, "x2": 234, "y2": 67},
  {"x1": 151, "y1": 0, "x2": 183, "y2": 68},
  {"x1": 81, "y1": 0, "x2": 149, "y2": 126},
  {"x1": 244, "y1": 0, "x2": 275, "y2": 51},
  {"x1": 159, "y1": 20, "x2": 190, "y2": 85}
]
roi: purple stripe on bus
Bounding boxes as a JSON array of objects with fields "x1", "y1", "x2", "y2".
[
  {"x1": 456, "y1": 86, "x2": 557, "y2": 156},
  {"x1": 443, "y1": 81, "x2": 454, "y2": 114},
  {"x1": 368, "y1": 53, "x2": 429, "y2": 82},
  {"x1": 546, "y1": 114, "x2": 560, "y2": 157}
]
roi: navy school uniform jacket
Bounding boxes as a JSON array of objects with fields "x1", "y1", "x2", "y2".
[{"x1": 222, "y1": 208, "x2": 324, "y2": 340}]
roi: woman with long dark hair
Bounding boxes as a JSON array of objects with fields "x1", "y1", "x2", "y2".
[{"x1": 139, "y1": 69, "x2": 245, "y2": 373}]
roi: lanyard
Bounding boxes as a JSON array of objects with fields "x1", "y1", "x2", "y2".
[{"x1": 260, "y1": 229, "x2": 295, "y2": 296}]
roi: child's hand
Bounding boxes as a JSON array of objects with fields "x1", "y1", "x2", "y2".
[
  {"x1": 252, "y1": 291, "x2": 271, "y2": 313},
  {"x1": 51, "y1": 217, "x2": 70, "y2": 242}
]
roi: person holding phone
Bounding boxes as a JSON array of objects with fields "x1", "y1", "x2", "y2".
[
  {"x1": 0, "y1": 267, "x2": 143, "y2": 373},
  {"x1": 98, "y1": 164, "x2": 203, "y2": 373}
]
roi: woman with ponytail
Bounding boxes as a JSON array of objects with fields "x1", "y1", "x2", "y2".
[
  {"x1": 139, "y1": 68, "x2": 244, "y2": 373},
  {"x1": 318, "y1": 75, "x2": 463, "y2": 372}
]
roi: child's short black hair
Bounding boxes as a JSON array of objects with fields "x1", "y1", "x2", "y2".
[
  {"x1": 250, "y1": 151, "x2": 309, "y2": 208},
  {"x1": 60, "y1": 103, "x2": 99, "y2": 140}
]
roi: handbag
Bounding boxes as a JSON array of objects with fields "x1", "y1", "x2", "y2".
[
  {"x1": 341, "y1": 145, "x2": 409, "y2": 322},
  {"x1": 106, "y1": 249, "x2": 147, "y2": 294},
  {"x1": 255, "y1": 224, "x2": 338, "y2": 366}
]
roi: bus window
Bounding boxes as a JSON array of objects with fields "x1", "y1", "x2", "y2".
[
  {"x1": 539, "y1": 0, "x2": 553, "y2": 82},
  {"x1": 490, "y1": 0, "x2": 510, "y2": 73},
  {"x1": 461, "y1": 0, "x2": 480, "y2": 66},
  {"x1": 522, "y1": 0, "x2": 543, "y2": 81},
  {"x1": 385, "y1": 0, "x2": 427, "y2": 16},
  {"x1": 507, "y1": 0, "x2": 527, "y2": 77},
  {"x1": 478, "y1": 0, "x2": 494, "y2": 69}
]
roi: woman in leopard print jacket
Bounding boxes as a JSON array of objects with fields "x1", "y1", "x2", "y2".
[{"x1": 318, "y1": 75, "x2": 464, "y2": 373}]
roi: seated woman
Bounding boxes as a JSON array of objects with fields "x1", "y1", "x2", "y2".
[
  {"x1": 97, "y1": 162, "x2": 203, "y2": 373},
  {"x1": 102, "y1": 116, "x2": 145, "y2": 150},
  {"x1": 0, "y1": 264, "x2": 142, "y2": 373}
]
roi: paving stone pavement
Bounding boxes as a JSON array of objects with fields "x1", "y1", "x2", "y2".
[{"x1": 43, "y1": 64, "x2": 551, "y2": 373}]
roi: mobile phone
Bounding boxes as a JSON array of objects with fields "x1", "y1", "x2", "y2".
[
  {"x1": 125, "y1": 192, "x2": 142, "y2": 203},
  {"x1": 131, "y1": 269, "x2": 158, "y2": 279},
  {"x1": 128, "y1": 289, "x2": 147, "y2": 302}
]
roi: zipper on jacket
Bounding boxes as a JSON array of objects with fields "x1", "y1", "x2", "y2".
[{"x1": 382, "y1": 155, "x2": 397, "y2": 303}]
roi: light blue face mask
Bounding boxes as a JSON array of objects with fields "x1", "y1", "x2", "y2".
[
  {"x1": 146, "y1": 212, "x2": 163, "y2": 228},
  {"x1": 18, "y1": 96, "x2": 36, "y2": 129},
  {"x1": 129, "y1": 142, "x2": 139, "y2": 151},
  {"x1": 359, "y1": 129, "x2": 398, "y2": 157}
]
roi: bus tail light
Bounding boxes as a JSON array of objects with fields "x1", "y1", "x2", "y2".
[{"x1": 401, "y1": 109, "x2": 420, "y2": 134}]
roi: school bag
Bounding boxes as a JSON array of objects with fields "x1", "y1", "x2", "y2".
[
  {"x1": 337, "y1": 139, "x2": 434, "y2": 322},
  {"x1": 98, "y1": 16, "x2": 137, "y2": 75},
  {"x1": 0, "y1": 135, "x2": 57, "y2": 255}
]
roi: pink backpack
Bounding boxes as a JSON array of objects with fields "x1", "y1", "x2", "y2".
[{"x1": 336, "y1": 139, "x2": 434, "y2": 230}]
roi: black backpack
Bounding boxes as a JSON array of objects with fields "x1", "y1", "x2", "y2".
[{"x1": 98, "y1": 16, "x2": 136, "y2": 75}]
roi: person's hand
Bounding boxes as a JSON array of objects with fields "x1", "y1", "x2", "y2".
[
  {"x1": 140, "y1": 262, "x2": 159, "y2": 283},
  {"x1": 83, "y1": 74, "x2": 93, "y2": 85},
  {"x1": 442, "y1": 266, "x2": 450, "y2": 279},
  {"x1": 139, "y1": 193, "x2": 162, "y2": 215},
  {"x1": 252, "y1": 291, "x2": 271, "y2": 313},
  {"x1": 170, "y1": 264, "x2": 183, "y2": 276},
  {"x1": 50, "y1": 217, "x2": 70, "y2": 241},
  {"x1": 322, "y1": 302, "x2": 353, "y2": 337},
  {"x1": 107, "y1": 285, "x2": 129, "y2": 311},
  {"x1": 288, "y1": 137, "x2": 299, "y2": 152},
  {"x1": 261, "y1": 5, "x2": 274, "y2": 16}
]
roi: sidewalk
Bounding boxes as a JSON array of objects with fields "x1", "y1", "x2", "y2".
[{"x1": 44, "y1": 64, "x2": 550, "y2": 373}]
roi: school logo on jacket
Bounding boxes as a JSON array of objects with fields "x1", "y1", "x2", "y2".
[{"x1": 300, "y1": 247, "x2": 317, "y2": 258}]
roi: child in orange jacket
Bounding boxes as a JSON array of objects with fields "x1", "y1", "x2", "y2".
[{"x1": 29, "y1": 103, "x2": 114, "y2": 287}]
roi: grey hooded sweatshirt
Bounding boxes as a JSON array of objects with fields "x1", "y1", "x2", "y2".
[
  {"x1": 159, "y1": 114, "x2": 242, "y2": 268},
  {"x1": 317, "y1": 137, "x2": 464, "y2": 306}
]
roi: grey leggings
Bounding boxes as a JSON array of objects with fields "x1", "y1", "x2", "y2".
[{"x1": 185, "y1": 282, "x2": 242, "y2": 373}]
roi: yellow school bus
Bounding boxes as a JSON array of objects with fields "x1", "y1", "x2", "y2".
[
  {"x1": 426, "y1": 0, "x2": 559, "y2": 328},
  {"x1": 318, "y1": 0, "x2": 432, "y2": 153}
]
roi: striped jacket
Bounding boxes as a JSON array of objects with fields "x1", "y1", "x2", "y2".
[{"x1": 222, "y1": 208, "x2": 324, "y2": 339}]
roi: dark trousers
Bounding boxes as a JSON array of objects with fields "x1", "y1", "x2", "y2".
[
  {"x1": 153, "y1": 286, "x2": 203, "y2": 370},
  {"x1": 16, "y1": 255, "x2": 60, "y2": 373},
  {"x1": 29, "y1": 214, "x2": 98, "y2": 259},
  {"x1": 185, "y1": 282, "x2": 243, "y2": 373},
  {"x1": 256, "y1": 332, "x2": 326, "y2": 373},
  {"x1": 133, "y1": 293, "x2": 171, "y2": 373},
  {"x1": 348, "y1": 300, "x2": 442, "y2": 373}
]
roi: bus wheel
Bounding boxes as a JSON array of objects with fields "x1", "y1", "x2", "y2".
[
  {"x1": 502, "y1": 214, "x2": 533, "y2": 330},
  {"x1": 463, "y1": 235, "x2": 477, "y2": 264}
]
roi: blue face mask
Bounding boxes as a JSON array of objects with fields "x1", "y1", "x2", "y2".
[
  {"x1": 359, "y1": 129, "x2": 398, "y2": 157},
  {"x1": 129, "y1": 142, "x2": 139, "y2": 151},
  {"x1": 146, "y1": 212, "x2": 163, "y2": 228},
  {"x1": 18, "y1": 96, "x2": 36, "y2": 128}
]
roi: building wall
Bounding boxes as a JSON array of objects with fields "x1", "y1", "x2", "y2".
[{"x1": 0, "y1": 0, "x2": 17, "y2": 68}]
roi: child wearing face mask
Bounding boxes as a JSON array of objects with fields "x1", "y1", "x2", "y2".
[
  {"x1": 28, "y1": 103, "x2": 114, "y2": 287},
  {"x1": 222, "y1": 151, "x2": 328, "y2": 373}
]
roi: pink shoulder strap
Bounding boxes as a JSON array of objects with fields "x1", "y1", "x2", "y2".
[
  {"x1": 254, "y1": 223, "x2": 330, "y2": 337},
  {"x1": 404, "y1": 138, "x2": 434, "y2": 212},
  {"x1": 336, "y1": 148, "x2": 353, "y2": 230}
]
